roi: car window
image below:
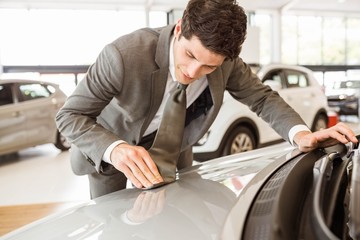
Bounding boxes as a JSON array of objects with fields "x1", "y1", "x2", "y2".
[
  {"x1": 262, "y1": 70, "x2": 283, "y2": 88},
  {"x1": 285, "y1": 70, "x2": 309, "y2": 88},
  {"x1": 0, "y1": 84, "x2": 14, "y2": 106},
  {"x1": 337, "y1": 80, "x2": 360, "y2": 89},
  {"x1": 18, "y1": 83, "x2": 51, "y2": 102}
]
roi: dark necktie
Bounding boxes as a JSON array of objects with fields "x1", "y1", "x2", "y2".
[{"x1": 147, "y1": 83, "x2": 188, "y2": 188}]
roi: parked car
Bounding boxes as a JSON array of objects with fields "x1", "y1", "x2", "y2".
[
  {"x1": 327, "y1": 79, "x2": 360, "y2": 116},
  {"x1": 0, "y1": 79, "x2": 70, "y2": 156},
  {"x1": 193, "y1": 64, "x2": 333, "y2": 161},
  {"x1": 2, "y1": 136, "x2": 359, "y2": 240}
]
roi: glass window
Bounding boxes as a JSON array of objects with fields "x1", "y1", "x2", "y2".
[
  {"x1": 281, "y1": 14, "x2": 360, "y2": 66},
  {"x1": 347, "y1": 18, "x2": 360, "y2": 65},
  {"x1": 262, "y1": 70, "x2": 283, "y2": 88},
  {"x1": 323, "y1": 17, "x2": 346, "y2": 64},
  {"x1": 0, "y1": 9, "x2": 162, "y2": 65},
  {"x1": 40, "y1": 73, "x2": 76, "y2": 96},
  {"x1": 285, "y1": 71, "x2": 309, "y2": 88},
  {"x1": 324, "y1": 71, "x2": 347, "y2": 91},
  {"x1": 298, "y1": 16, "x2": 322, "y2": 65},
  {"x1": 282, "y1": 15, "x2": 298, "y2": 64},
  {"x1": 18, "y1": 84, "x2": 51, "y2": 102},
  {"x1": 253, "y1": 14, "x2": 272, "y2": 65},
  {"x1": 335, "y1": 80, "x2": 360, "y2": 89},
  {"x1": 149, "y1": 11, "x2": 167, "y2": 27},
  {"x1": 0, "y1": 84, "x2": 13, "y2": 106}
]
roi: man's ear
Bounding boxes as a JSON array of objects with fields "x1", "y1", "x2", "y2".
[{"x1": 174, "y1": 19, "x2": 182, "y2": 39}]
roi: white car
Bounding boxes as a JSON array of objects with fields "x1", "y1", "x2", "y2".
[
  {"x1": 0, "y1": 79, "x2": 70, "y2": 156},
  {"x1": 193, "y1": 64, "x2": 333, "y2": 161}
]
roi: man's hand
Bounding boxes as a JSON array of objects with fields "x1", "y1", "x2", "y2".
[
  {"x1": 294, "y1": 122, "x2": 358, "y2": 152},
  {"x1": 110, "y1": 143, "x2": 164, "y2": 189}
]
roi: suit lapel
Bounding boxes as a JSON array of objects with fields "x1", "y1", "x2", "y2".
[{"x1": 138, "y1": 25, "x2": 175, "y2": 142}]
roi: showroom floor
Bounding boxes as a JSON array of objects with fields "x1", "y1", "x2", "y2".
[
  {"x1": 0, "y1": 116, "x2": 359, "y2": 236},
  {"x1": 0, "y1": 144, "x2": 90, "y2": 206},
  {"x1": 0, "y1": 144, "x2": 91, "y2": 236}
]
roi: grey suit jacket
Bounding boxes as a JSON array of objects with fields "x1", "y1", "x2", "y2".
[{"x1": 56, "y1": 24, "x2": 306, "y2": 175}]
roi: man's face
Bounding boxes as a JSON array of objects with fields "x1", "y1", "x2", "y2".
[{"x1": 173, "y1": 21, "x2": 225, "y2": 85}]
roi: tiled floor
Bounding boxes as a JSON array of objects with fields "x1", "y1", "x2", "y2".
[{"x1": 0, "y1": 144, "x2": 90, "y2": 206}]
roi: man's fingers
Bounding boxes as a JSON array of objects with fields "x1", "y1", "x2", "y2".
[
  {"x1": 333, "y1": 122, "x2": 358, "y2": 143},
  {"x1": 319, "y1": 122, "x2": 357, "y2": 144},
  {"x1": 119, "y1": 164, "x2": 144, "y2": 189},
  {"x1": 111, "y1": 144, "x2": 163, "y2": 189},
  {"x1": 296, "y1": 122, "x2": 358, "y2": 153},
  {"x1": 140, "y1": 151, "x2": 164, "y2": 182}
]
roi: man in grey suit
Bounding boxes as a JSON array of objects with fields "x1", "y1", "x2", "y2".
[{"x1": 56, "y1": 0, "x2": 358, "y2": 199}]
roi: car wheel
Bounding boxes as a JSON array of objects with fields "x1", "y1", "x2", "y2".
[
  {"x1": 54, "y1": 131, "x2": 71, "y2": 151},
  {"x1": 311, "y1": 114, "x2": 328, "y2": 132},
  {"x1": 222, "y1": 126, "x2": 256, "y2": 156}
]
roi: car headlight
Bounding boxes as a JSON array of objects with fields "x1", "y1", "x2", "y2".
[{"x1": 339, "y1": 94, "x2": 347, "y2": 100}]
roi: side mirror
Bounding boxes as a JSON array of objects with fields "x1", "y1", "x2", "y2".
[{"x1": 264, "y1": 80, "x2": 282, "y2": 91}]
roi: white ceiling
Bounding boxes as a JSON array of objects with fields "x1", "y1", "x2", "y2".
[{"x1": 0, "y1": 0, "x2": 359, "y2": 15}]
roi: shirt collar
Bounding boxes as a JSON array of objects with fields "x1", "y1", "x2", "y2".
[{"x1": 169, "y1": 35, "x2": 176, "y2": 82}]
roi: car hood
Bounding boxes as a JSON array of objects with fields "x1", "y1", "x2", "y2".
[{"x1": 2, "y1": 143, "x2": 297, "y2": 240}]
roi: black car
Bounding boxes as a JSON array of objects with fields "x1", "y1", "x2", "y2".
[{"x1": 327, "y1": 80, "x2": 360, "y2": 116}]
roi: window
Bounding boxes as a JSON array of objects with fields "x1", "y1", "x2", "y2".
[
  {"x1": 347, "y1": 18, "x2": 360, "y2": 65},
  {"x1": 0, "y1": 9, "x2": 166, "y2": 65},
  {"x1": 335, "y1": 80, "x2": 360, "y2": 89},
  {"x1": 281, "y1": 14, "x2": 360, "y2": 66},
  {"x1": 0, "y1": 84, "x2": 13, "y2": 106},
  {"x1": 323, "y1": 17, "x2": 346, "y2": 64},
  {"x1": 18, "y1": 84, "x2": 51, "y2": 102},
  {"x1": 285, "y1": 71, "x2": 309, "y2": 88},
  {"x1": 262, "y1": 70, "x2": 284, "y2": 88}
]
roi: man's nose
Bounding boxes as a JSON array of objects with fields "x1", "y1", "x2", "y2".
[{"x1": 187, "y1": 62, "x2": 201, "y2": 78}]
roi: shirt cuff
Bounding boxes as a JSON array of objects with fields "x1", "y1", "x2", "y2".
[
  {"x1": 288, "y1": 125, "x2": 311, "y2": 146},
  {"x1": 103, "y1": 140, "x2": 128, "y2": 164}
]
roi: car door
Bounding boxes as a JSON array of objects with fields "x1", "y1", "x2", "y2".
[
  {"x1": 0, "y1": 83, "x2": 27, "y2": 155},
  {"x1": 263, "y1": 69, "x2": 315, "y2": 126},
  {"x1": 15, "y1": 82, "x2": 57, "y2": 147},
  {"x1": 280, "y1": 69, "x2": 316, "y2": 125}
]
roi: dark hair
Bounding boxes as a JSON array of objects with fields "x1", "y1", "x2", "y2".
[{"x1": 181, "y1": 0, "x2": 247, "y2": 61}]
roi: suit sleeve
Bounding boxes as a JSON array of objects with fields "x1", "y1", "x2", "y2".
[{"x1": 55, "y1": 43, "x2": 125, "y2": 172}]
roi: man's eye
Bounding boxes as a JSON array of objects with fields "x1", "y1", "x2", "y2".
[{"x1": 186, "y1": 52, "x2": 194, "y2": 58}]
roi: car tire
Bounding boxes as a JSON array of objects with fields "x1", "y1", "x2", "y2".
[
  {"x1": 54, "y1": 131, "x2": 71, "y2": 151},
  {"x1": 311, "y1": 113, "x2": 328, "y2": 132},
  {"x1": 222, "y1": 126, "x2": 256, "y2": 156}
]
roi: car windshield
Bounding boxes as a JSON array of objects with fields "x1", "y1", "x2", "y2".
[{"x1": 334, "y1": 80, "x2": 360, "y2": 89}]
